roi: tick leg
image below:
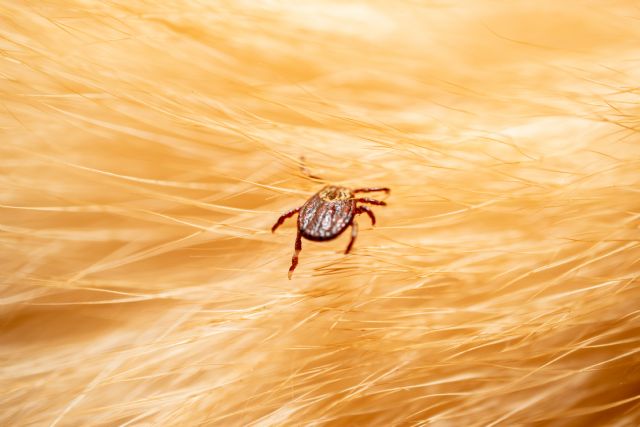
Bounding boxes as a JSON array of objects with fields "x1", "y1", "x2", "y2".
[
  {"x1": 288, "y1": 231, "x2": 302, "y2": 280},
  {"x1": 299, "y1": 156, "x2": 323, "y2": 181},
  {"x1": 345, "y1": 221, "x2": 358, "y2": 254},
  {"x1": 272, "y1": 207, "x2": 300, "y2": 233},
  {"x1": 357, "y1": 205, "x2": 376, "y2": 226},
  {"x1": 355, "y1": 197, "x2": 386, "y2": 206},
  {"x1": 353, "y1": 187, "x2": 390, "y2": 194}
]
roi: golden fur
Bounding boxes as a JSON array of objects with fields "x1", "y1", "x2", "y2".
[{"x1": 2, "y1": 1, "x2": 640, "y2": 425}]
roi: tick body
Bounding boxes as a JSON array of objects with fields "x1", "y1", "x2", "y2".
[{"x1": 272, "y1": 185, "x2": 389, "y2": 279}]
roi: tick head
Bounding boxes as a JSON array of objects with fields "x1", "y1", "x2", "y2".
[{"x1": 319, "y1": 185, "x2": 353, "y2": 202}]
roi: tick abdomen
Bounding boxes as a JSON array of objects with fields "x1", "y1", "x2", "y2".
[{"x1": 298, "y1": 186, "x2": 356, "y2": 241}]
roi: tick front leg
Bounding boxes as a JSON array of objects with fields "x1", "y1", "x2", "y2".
[
  {"x1": 353, "y1": 187, "x2": 390, "y2": 194},
  {"x1": 299, "y1": 156, "x2": 323, "y2": 181},
  {"x1": 288, "y1": 231, "x2": 303, "y2": 280},
  {"x1": 355, "y1": 197, "x2": 386, "y2": 206},
  {"x1": 272, "y1": 207, "x2": 300, "y2": 233},
  {"x1": 345, "y1": 221, "x2": 358, "y2": 254},
  {"x1": 356, "y1": 205, "x2": 376, "y2": 226}
]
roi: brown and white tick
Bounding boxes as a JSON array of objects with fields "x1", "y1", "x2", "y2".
[{"x1": 272, "y1": 185, "x2": 390, "y2": 279}]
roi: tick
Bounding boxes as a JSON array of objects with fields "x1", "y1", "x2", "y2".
[{"x1": 272, "y1": 185, "x2": 390, "y2": 278}]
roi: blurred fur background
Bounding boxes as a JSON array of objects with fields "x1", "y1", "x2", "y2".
[{"x1": 2, "y1": 1, "x2": 640, "y2": 425}]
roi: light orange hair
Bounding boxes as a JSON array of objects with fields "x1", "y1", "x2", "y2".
[{"x1": 2, "y1": 1, "x2": 640, "y2": 425}]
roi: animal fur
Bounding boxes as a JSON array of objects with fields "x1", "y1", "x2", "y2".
[{"x1": 1, "y1": 1, "x2": 640, "y2": 425}]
